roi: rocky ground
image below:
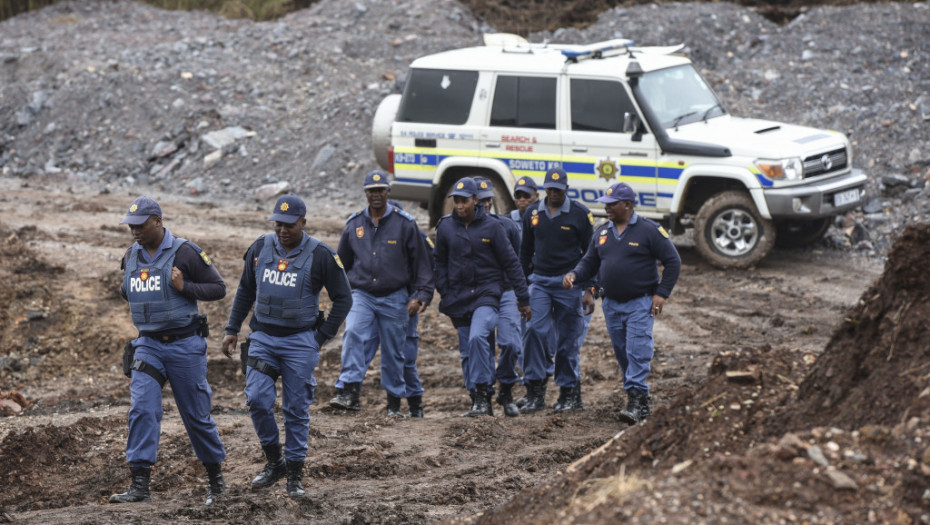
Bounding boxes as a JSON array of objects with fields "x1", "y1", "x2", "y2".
[{"x1": 1, "y1": 0, "x2": 929, "y2": 524}]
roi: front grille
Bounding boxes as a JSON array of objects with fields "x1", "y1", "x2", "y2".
[{"x1": 803, "y1": 148, "x2": 847, "y2": 178}]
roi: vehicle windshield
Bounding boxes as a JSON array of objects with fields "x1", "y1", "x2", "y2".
[{"x1": 638, "y1": 65, "x2": 725, "y2": 128}]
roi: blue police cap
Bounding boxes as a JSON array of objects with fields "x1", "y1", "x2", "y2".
[
  {"x1": 473, "y1": 176, "x2": 495, "y2": 199},
  {"x1": 268, "y1": 194, "x2": 307, "y2": 223},
  {"x1": 513, "y1": 177, "x2": 538, "y2": 194},
  {"x1": 120, "y1": 196, "x2": 162, "y2": 225},
  {"x1": 596, "y1": 182, "x2": 636, "y2": 203},
  {"x1": 449, "y1": 178, "x2": 478, "y2": 198},
  {"x1": 543, "y1": 167, "x2": 568, "y2": 190},
  {"x1": 363, "y1": 170, "x2": 391, "y2": 190}
]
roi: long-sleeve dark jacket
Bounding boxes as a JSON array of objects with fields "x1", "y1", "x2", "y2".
[
  {"x1": 434, "y1": 205, "x2": 529, "y2": 319},
  {"x1": 571, "y1": 213, "x2": 681, "y2": 302},
  {"x1": 224, "y1": 232, "x2": 352, "y2": 346},
  {"x1": 520, "y1": 198, "x2": 594, "y2": 279},
  {"x1": 337, "y1": 205, "x2": 434, "y2": 304}
]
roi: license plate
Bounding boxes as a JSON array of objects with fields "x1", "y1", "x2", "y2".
[{"x1": 833, "y1": 188, "x2": 860, "y2": 207}]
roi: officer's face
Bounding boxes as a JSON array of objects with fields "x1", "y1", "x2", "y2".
[
  {"x1": 453, "y1": 195, "x2": 477, "y2": 222},
  {"x1": 514, "y1": 190, "x2": 537, "y2": 213},
  {"x1": 275, "y1": 217, "x2": 306, "y2": 251},
  {"x1": 479, "y1": 197, "x2": 494, "y2": 213},
  {"x1": 128, "y1": 215, "x2": 163, "y2": 249},
  {"x1": 545, "y1": 187, "x2": 567, "y2": 208},
  {"x1": 605, "y1": 200, "x2": 634, "y2": 224},
  {"x1": 365, "y1": 187, "x2": 389, "y2": 210}
]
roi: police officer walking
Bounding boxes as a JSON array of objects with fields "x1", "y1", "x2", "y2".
[
  {"x1": 563, "y1": 182, "x2": 681, "y2": 424},
  {"x1": 519, "y1": 167, "x2": 594, "y2": 414},
  {"x1": 221, "y1": 195, "x2": 352, "y2": 497},
  {"x1": 434, "y1": 178, "x2": 531, "y2": 417},
  {"x1": 475, "y1": 176, "x2": 523, "y2": 417},
  {"x1": 110, "y1": 196, "x2": 227, "y2": 507},
  {"x1": 329, "y1": 171, "x2": 433, "y2": 417},
  {"x1": 508, "y1": 176, "x2": 538, "y2": 237}
]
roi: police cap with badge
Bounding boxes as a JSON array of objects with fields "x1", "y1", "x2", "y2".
[
  {"x1": 542, "y1": 167, "x2": 568, "y2": 190},
  {"x1": 596, "y1": 182, "x2": 636, "y2": 203},
  {"x1": 268, "y1": 194, "x2": 307, "y2": 224},
  {"x1": 473, "y1": 176, "x2": 495, "y2": 200},
  {"x1": 363, "y1": 170, "x2": 391, "y2": 191},
  {"x1": 120, "y1": 196, "x2": 162, "y2": 225}
]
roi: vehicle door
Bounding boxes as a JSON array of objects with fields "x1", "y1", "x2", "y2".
[{"x1": 561, "y1": 77, "x2": 660, "y2": 215}]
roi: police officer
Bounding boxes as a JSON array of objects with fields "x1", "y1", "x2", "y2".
[
  {"x1": 508, "y1": 176, "x2": 539, "y2": 237},
  {"x1": 332, "y1": 200, "x2": 433, "y2": 418},
  {"x1": 329, "y1": 171, "x2": 433, "y2": 417},
  {"x1": 110, "y1": 196, "x2": 227, "y2": 507},
  {"x1": 221, "y1": 194, "x2": 352, "y2": 497},
  {"x1": 520, "y1": 167, "x2": 594, "y2": 414},
  {"x1": 563, "y1": 182, "x2": 681, "y2": 424},
  {"x1": 434, "y1": 178, "x2": 531, "y2": 417},
  {"x1": 475, "y1": 176, "x2": 523, "y2": 417}
]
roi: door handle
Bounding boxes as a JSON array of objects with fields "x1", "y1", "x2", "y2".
[
  {"x1": 485, "y1": 142, "x2": 500, "y2": 148},
  {"x1": 572, "y1": 146, "x2": 588, "y2": 152}
]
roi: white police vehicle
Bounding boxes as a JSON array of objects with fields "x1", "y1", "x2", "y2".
[{"x1": 371, "y1": 35, "x2": 867, "y2": 268}]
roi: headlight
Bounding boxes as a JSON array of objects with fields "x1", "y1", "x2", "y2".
[{"x1": 754, "y1": 158, "x2": 803, "y2": 181}]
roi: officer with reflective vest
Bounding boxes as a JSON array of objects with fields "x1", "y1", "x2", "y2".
[
  {"x1": 221, "y1": 195, "x2": 352, "y2": 498},
  {"x1": 110, "y1": 196, "x2": 227, "y2": 507},
  {"x1": 474, "y1": 176, "x2": 523, "y2": 417},
  {"x1": 329, "y1": 171, "x2": 434, "y2": 417},
  {"x1": 519, "y1": 167, "x2": 594, "y2": 414},
  {"x1": 563, "y1": 182, "x2": 680, "y2": 424},
  {"x1": 331, "y1": 200, "x2": 434, "y2": 418},
  {"x1": 434, "y1": 177, "x2": 531, "y2": 417}
]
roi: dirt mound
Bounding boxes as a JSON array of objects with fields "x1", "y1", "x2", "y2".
[{"x1": 787, "y1": 222, "x2": 930, "y2": 430}]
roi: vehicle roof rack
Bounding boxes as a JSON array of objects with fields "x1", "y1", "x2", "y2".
[{"x1": 560, "y1": 39, "x2": 634, "y2": 62}]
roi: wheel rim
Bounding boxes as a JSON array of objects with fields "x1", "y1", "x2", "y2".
[{"x1": 709, "y1": 208, "x2": 759, "y2": 257}]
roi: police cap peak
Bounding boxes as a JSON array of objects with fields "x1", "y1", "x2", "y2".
[
  {"x1": 473, "y1": 176, "x2": 495, "y2": 199},
  {"x1": 596, "y1": 182, "x2": 636, "y2": 203},
  {"x1": 120, "y1": 196, "x2": 162, "y2": 225},
  {"x1": 449, "y1": 177, "x2": 478, "y2": 198},
  {"x1": 268, "y1": 194, "x2": 307, "y2": 223},
  {"x1": 513, "y1": 177, "x2": 538, "y2": 193}
]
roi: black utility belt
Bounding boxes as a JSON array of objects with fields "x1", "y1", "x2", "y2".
[
  {"x1": 142, "y1": 330, "x2": 197, "y2": 343},
  {"x1": 607, "y1": 292, "x2": 651, "y2": 303}
]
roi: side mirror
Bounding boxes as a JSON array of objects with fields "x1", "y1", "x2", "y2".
[{"x1": 623, "y1": 112, "x2": 644, "y2": 142}]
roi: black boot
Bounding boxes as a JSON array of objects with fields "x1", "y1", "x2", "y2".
[
  {"x1": 515, "y1": 383, "x2": 530, "y2": 409},
  {"x1": 639, "y1": 392, "x2": 651, "y2": 421},
  {"x1": 204, "y1": 462, "x2": 225, "y2": 507},
  {"x1": 572, "y1": 384, "x2": 585, "y2": 410},
  {"x1": 520, "y1": 379, "x2": 548, "y2": 414},
  {"x1": 552, "y1": 386, "x2": 572, "y2": 412},
  {"x1": 465, "y1": 384, "x2": 492, "y2": 417},
  {"x1": 286, "y1": 460, "x2": 306, "y2": 498},
  {"x1": 330, "y1": 382, "x2": 361, "y2": 411},
  {"x1": 251, "y1": 443, "x2": 286, "y2": 488},
  {"x1": 408, "y1": 395, "x2": 424, "y2": 418},
  {"x1": 619, "y1": 389, "x2": 646, "y2": 424},
  {"x1": 109, "y1": 465, "x2": 151, "y2": 503},
  {"x1": 496, "y1": 383, "x2": 519, "y2": 418},
  {"x1": 485, "y1": 386, "x2": 495, "y2": 417},
  {"x1": 386, "y1": 393, "x2": 404, "y2": 418}
]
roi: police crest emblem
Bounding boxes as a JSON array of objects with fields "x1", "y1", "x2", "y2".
[
  {"x1": 596, "y1": 157, "x2": 619, "y2": 181},
  {"x1": 277, "y1": 259, "x2": 289, "y2": 272},
  {"x1": 530, "y1": 209, "x2": 539, "y2": 227},
  {"x1": 356, "y1": 226, "x2": 365, "y2": 238},
  {"x1": 140, "y1": 269, "x2": 150, "y2": 281}
]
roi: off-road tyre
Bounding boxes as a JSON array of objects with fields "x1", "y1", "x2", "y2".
[{"x1": 694, "y1": 190, "x2": 775, "y2": 269}]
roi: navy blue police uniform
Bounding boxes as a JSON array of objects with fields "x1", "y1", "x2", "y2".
[
  {"x1": 332, "y1": 172, "x2": 434, "y2": 417},
  {"x1": 224, "y1": 195, "x2": 351, "y2": 497},
  {"x1": 569, "y1": 182, "x2": 680, "y2": 424},
  {"x1": 519, "y1": 167, "x2": 594, "y2": 413},
  {"x1": 434, "y1": 178, "x2": 530, "y2": 416},
  {"x1": 110, "y1": 196, "x2": 227, "y2": 506}
]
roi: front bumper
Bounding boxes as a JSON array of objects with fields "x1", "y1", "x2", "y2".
[{"x1": 763, "y1": 169, "x2": 868, "y2": 219}]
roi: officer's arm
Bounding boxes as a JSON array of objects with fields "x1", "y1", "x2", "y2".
[
  {"x1": 225, "y1": 243, "x2": 260, "y2": 335},
  {"x1": 571, "y1": 235, "x2": 601, "y2": 286},
  {"x1": 119, "y1": 251, "x2": 129, "y2": 301},
  {"x1": 433, "y1": 225, "x2": 449, "y2": 296},
  {"x1": 311, "y1": 244, "x2": 353, "y2": 345},
  {"x1": 654, "y1": 232, "x2": 682, "y2": 299},
  {"x1": 408, "y1": 225, "x2": 435, "y2": 304},
  {"x1": 519, "y1": 212, "x2": 534, "y2": 277},
  {"x1": 335, "y1": 226, "x2": 355, "y2": 274},
  {"x1": 174, "y1": 243, "x2": 226, "y2": 302}
]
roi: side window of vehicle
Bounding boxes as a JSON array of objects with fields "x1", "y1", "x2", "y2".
[
  {"x1": 570, "y1": 78, "x2": 638, "y2": 132},
  {"x1": 490, "y1": 76, "x2": 556, "y2": 129},
  {"x1": 396, "y1": 69, "x2": 479, "y2": 125}
]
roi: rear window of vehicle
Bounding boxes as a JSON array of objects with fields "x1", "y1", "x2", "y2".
[
  {"x1": 490, "y1": 75, "x2": 556, "y2": 129},
  {"x1": 570, "y1": 78, "x2": 638, "y2": 132},
  {"x1": 396, "y1": 68, "x2": 478, "y2": 125}
]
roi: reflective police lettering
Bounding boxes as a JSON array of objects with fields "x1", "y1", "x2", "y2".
[
  {"x1": 262, "y1": 268, "x2": 298, "y2": 287},
  {"x1": 130, "y1": 275, "x2": 162, "y2": 293}
]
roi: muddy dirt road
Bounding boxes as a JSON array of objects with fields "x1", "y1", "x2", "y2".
[{"x1": 0, "y1": 179, "x2": 882, "y2": 524}]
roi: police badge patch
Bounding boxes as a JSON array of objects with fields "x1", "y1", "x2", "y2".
[
  {"x1": 277, "y1": 259, "x2": 289, "y2": 272},
  {"x1": 140, "y1": 269, "x2": 150, "y2": 281},
  {"x1": 199, "y1": 250, "x2": 212, "y2": 265},
  {"x1": 356, "y1": 226, "x2": 365, "y2": 238}
]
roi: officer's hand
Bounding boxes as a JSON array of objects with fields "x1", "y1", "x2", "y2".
[
  {"x1": 582, "y1": 288, "x2": 595, "y2": 315},
  {"x1": 519, "y1": 305, "x2": 532, "y2": 322},
  {"x1": 171, "y1": 266, "x2": 184, "y2": 291},
  {"x1": 221, "y1": 334, "x2": 237, "y2": 358},
  {"x1": 650, "y1": 295, "x2": 667, "y2": 317},
  {"x1": 562, "y1": 272, "x2": 576, "y2": 289},
  {"x1": 407, "y1": 298, "x2": 426, "y2": 317}
]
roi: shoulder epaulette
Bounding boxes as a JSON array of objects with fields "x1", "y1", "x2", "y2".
[
  {"x1": 395, "y1": 208, "x2": 415, "y2": 222},
  {"x1": 346, "y1": 210, "x2": 361, "y2": 223}
]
